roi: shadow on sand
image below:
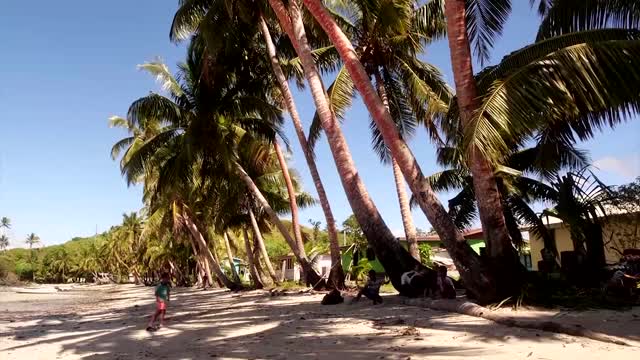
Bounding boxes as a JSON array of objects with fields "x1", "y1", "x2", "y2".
[{"x1": 1, "y1": 285, "x2": 639, "y2": 359}]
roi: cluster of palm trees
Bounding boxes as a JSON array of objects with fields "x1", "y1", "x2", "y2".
[
  {"x1": 0, "y1": 217, "x2": 10, "y2": 251},
  {"x1": 109, "y1": 0, "x2": 640, "y2": 303},
  {"x1": 0, "y1": 217, "x2": 43, "y2": 253}
]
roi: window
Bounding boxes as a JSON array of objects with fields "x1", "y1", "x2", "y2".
[{"x1": 286, "y1": 258, "x2": 294, "y2": 270}]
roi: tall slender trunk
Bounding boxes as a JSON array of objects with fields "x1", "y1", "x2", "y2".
[
  {"x1": 236, "y1": 162, "x2": 324, "y2": 287},
  {"x1": 243, "y1": 226, "x2": 264, "y2": 289},
  {"x1": 300, "y1": 0, "x2": 498, "y2": 302},
  {"x1": 273, "y1": 141, "x2": 306, "y2": 254},
  {"x1": 374, "y1": 71, "x2": 420, "y2": 262},
  {"x1": 223, "y1": 232, "x2": 241, "y2": 282},
  {"x1": 248, "y1": 206, "x2": 279, "y2": 284},
  {"x1": 267, "y1": 0, "x2": 422, "y2": 293},
  {"x1": 258, "y1": 14, "x2": 344, "y2": 288},
  {"x1": 183, "y1": 213, "x2": 239, "y2": 290},
  {"x1": 252, "y1": 235, "x2": 269, "y2": 284},
  {"x1": 392, "y1": 158, "x2": 420, "y2": 260},
  {"x1": 442, "y1": 0, "x2": 523, "y2": 290}
]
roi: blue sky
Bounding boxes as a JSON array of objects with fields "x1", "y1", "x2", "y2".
[{"x1": 1, "y1": 1, "x2": 638, "y2": 247}]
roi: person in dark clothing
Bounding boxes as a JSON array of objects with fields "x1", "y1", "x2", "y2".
[{"x1": 354, "y1": 270, "x2": 387, "y2": 304}]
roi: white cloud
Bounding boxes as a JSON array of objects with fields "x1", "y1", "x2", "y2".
[{"x1": 593, "y1": 155, "x2": 640, "y2": 180}]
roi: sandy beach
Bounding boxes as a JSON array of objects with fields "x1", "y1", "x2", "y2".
[{"x1": 1, "y1": 284, "x2": 639, "y2": 360}]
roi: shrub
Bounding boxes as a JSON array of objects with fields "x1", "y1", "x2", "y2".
[
  {"x1": 418, "y1": 243, "x2": 433, "y2": 266},
  {"x1": 15, "y1": 261, "x2": 34, "y2": 281}
]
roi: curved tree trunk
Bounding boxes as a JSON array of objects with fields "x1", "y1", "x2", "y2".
[
  {"x1": 267, "y1": 0, "x2": 425, "y2": 294},
  {"x1": 299, "y1": 0, "x2": 501, "y2": 303},
  {"x1": 273, "y1": 141, "x2": 306, "y2": 255},
  {"x1": 400, "y1": 298, "x2": 629, "y2": 346},
  {"x1": 251, "y1": 235, "x2": 270, "y2": 284},
  {"x1": 374, "y1": 71, "x2": 420, "y2": 262},
  {"x1": 188, "y1": 237, "x2": 207, "y2": 287},
  {"x1": 258, "y1": 14, "x2": 345, "y2": 289},
  {"x1": 183, "y1": 213, "x2": 240, "y2": 290},
  {"x1": 393, "y1": 158, "x2": 420, "y2": 261},
  {"x1": 243, "y1": 226, "x2": 264, "y2": 289},
  {"x1": 238, "y1": 163, "x2": 324, "y2": 286},
  {"x1": 441, "y1": 0, "x2": 524, "y2": 286},
  {"x1": 248, "y1": 206, "x2": 279, "y2": 284},
  {"x1": 223, "y1": 232, "x2": 241, "y2": 283}
]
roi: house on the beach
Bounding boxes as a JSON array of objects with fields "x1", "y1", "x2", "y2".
[
  {"x1": 528, "y1": 208, "x2": 640, "y2": 271},
  {"x1": 275, "y1": 254, "x2": 334, "y2": 282}
]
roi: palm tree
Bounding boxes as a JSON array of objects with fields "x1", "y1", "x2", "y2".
[
  {"x1": 291, "y1": 0, "x2": 496, "y2": 299},
  {"x1": 439, "y1": 0, "x2": 640, "y2": 288},
  {"x1": 112, "y1": 35, "x2": 326, "y2": 286},
  {"x1": 25, "y1": 233, "x2": 40, "y2": 249},
  {"x1": 1, "y1": 217, "x2": 10, "y2": 234},
  {"x1": 170, "y1": 1, "x2": 346, "y2": 289},
  {"x1": 260, "y1": 0, "x2": 455, "y2": 295},
  {"x1": 0, "y1": 235, "x2": 9, "y2": 251},
  {"x1": 542, "y1": 170, "x2": 614, "y2": 274},
  {"x1": 304, "y1": 0, "x2": 452, "y2": 261}
]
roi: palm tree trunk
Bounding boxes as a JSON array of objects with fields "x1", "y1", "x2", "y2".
[
  {"x1": 374, "y1": 71, "x2": 420, "y2": 262},
  {"x1": 267, "y1": 0, "x2": 429, "y2": 294},
  {"x1": 248, "y1": 206, "x2": 280, "y2": 284},
  {"x1": 442, "y1": 0, "x2": 523, "y2": 290},
  {"x1": 223, "y1": 232, "x2": 241, "y2": 283},
  {"x1": 252, "y1": 236, "x2": 269, "y2": 284},
  {"x1": 188, "y1": 236, "x2": 207, "y2": 287},
  {"x1": 243, "y1": 226, "x2": 264, "y2": 289},
  {"x1": 273, "y1": 141, "x2": 306, "y2": 254},
  {"x1": 300, "y1": 0, "x2": 500, "y2": 302},
  {"x1": 183, "y1": 213, "x2": 240, "y2": 290},
  {"x1": 237, "y1": 162, "x2": 324, "y2": 287},
  {"x1": 258, "y1": 14, "x2": 344, "y2": 289}
]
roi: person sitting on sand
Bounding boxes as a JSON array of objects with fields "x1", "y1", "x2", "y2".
[
  {"x1": 353, "y1": 270, "x2": 387, "y2": 305},
  {"x1": 147, "y1": 273, "x2": 171, "y2": 331},
  {"x1": 436, "y1": 266, "x2": 456, "y2": 299}
]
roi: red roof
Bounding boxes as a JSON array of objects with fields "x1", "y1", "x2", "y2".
[{"x1": 397, "y1": 228, "x2": 484, "y2": 242}]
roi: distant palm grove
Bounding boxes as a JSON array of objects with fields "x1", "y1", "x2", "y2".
[{"x1": 2, "y1": 1, "x2": 640, "y2": 305}]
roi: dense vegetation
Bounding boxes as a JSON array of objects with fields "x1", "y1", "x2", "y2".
[{"x1": 0, "y1": 216, "x2": 350, "y2": 285}]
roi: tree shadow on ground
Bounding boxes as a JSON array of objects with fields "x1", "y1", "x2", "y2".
[{"x1": 1, "y1": 286, "x2": 639, "y2": 359}]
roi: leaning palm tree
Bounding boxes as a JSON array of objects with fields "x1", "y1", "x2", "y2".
[
  {"x1": 439, "y1": 0, "x2": 640, "y2": 281},
  {"x1": 305, "y1": 0, "x2": 452, "y2": 261},
  {"x1": 25, "y1": 233, "x2": 40, "y2": 249},
  {"x1": 113, "y1": 35, "x2": 326, "y2": 287},
  {"x1": 277, "y1": 0, "x2": 494, "y2": 299},
  {"x1": 0, "y1": 235, "x2": 9, "y2": 251},
  {"x1": 170, "y1": 1, "x2": 347, "y2": 288}
]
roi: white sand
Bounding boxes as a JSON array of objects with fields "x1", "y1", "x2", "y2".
[{"x1": 1, "y1": 284, "x2": 639, "y2": 359}]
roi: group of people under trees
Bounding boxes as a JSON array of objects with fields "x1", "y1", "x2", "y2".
[{"x1": 351, "y1": 265, "x2": 457, "y2": 305}]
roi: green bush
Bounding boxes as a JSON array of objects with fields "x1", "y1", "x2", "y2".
[
  {"x1": 418, "y1": 243, "x2": 433, "y2": 266},
  {"x1": 0, "y1": 257, "x2": 13, "y2": 278},
  {"x1": 15, "y1": 261, "x2": 34, "y2": 281}
]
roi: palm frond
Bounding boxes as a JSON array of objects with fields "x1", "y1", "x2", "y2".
[
  {"x1": 465, "y1": 0, "x2": 512, "y2": 65},
  {"x1": 307, "y1": 65, "x2": 354, "y2": 151},
  {"x1": 111, "y1": 136, "x2": 135, "y2": 160},
  {"x1": 466, "y1": 29, "x2": 640, "y2": 163},
  {"x1": 127, "y1": 93, "x2": 184, "y2": 129},
  {"x1": 537, "y1": 0, "x2": 640, "y2": 40},
  {"x1": 170, "y1": 0, "x2": 214, "y2": 42},
  {"x1": 413, "y1": 0, "x2": 447, "y2": 40},
  {"x1": 138, "y1": 60, "x2": 184, "y2": 98}
]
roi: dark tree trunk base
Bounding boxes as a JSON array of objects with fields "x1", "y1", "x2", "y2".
[{"x1": 399, "y1": 297, "x2": 629, "y2": 346}]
